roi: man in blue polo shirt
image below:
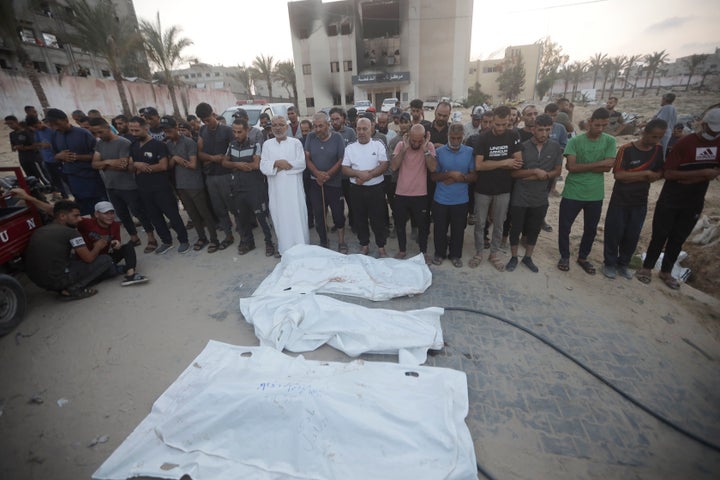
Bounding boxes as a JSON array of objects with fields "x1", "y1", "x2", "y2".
[{"x1": 46, "y1": 108, "x2": 107, "y2": 215}]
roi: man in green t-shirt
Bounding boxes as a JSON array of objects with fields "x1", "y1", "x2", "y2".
[{"x1": 557, "y1": 108, "x2": 616, "y2": 274}]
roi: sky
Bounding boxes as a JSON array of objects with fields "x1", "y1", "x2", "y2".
[{"x1": 133, "y1": 0, "x2": 720, "y2": 69}]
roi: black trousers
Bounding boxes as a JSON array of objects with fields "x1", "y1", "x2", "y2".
[
  {"x1": 432, "y1": 201, "x2": 468, "y2": 259},
  {"x1": 233, "y1": 188, "x2": 273, "y2": 247},
  {"x1": 108, "y1": 188, "x2": 154, "y2": 237},
  {"x1": 139, "y1": 186, "x2": 188, "y2": 244},
  {"x1": 349, "y1": 183, "x2": 387, "y2": 247},
  {"x1": 309, "y1": 183, "x2": 345, "y2": 245},
  {"x1": 642, "y1": 201, "x2": 701, "y2": 273},
  {"x1": 111, "y1": 242, "x2": 137, "y2": 272},
  {"x1": 510, "y1": 204, "x2": 548, "y2": 247},
  {"x1": 393, "y1": 194, "x2": 429, "y2": 253},
  {"x1": 57, "y1": 254, "x2": 116, "y2": 292}
]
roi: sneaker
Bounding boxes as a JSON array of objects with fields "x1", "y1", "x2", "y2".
[
  {"x1": 602, "y1": 264, "x2": 617, "y2": 279},
  {"x1": 618, "y1": 266, "x2": 633, "y2": 279},
  {"x1": 521, "y1": 256, "x2": 539, "y2": 273},
  {"x1": 155, "y1": 243, "x2": 174, "y2": 255},
  {"x1": 178, "y1": 242, "x2": 191, "y2": 254},
  {"x1": 506, "y1": 256, "x2": 518, "y2": 272},
  {"x1": 467, "y1": 214, "x2": 476, "y2": 225},
  {"x1": 121, "y1": 273, "x2": 149, "y2": 286},
  {"x1": 541, "y1": 222, "x2": 553, "y2": 232}
]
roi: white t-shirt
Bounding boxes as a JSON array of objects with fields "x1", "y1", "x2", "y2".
[{"x1": 342, "y1": 140, "x2": 388, "y2": 186}]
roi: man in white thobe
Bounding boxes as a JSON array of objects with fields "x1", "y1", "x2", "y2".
[{"x1": 260, "y1": 116, "x2": 309, "y2": 254}]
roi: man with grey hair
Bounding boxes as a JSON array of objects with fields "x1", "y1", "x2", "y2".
[
  {"x1": 305, "y1": 112, "x2": 347, "y2": 252},
  {"x1": 260, "y1": 116, "x2": 309, "y2": 254}
]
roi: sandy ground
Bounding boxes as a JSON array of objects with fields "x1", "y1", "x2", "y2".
[{"x1": 0, "y1": 93, "x2": 719, "y2": 479}]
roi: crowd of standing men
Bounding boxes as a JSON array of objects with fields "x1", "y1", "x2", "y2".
[{"x1": 4, "y1": 94, "x2": 720, "y2": 299}]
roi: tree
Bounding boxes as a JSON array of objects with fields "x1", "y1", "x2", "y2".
[
  {"x1": 230, "y1": 65, "x2": 256, "y2": 99},
  {"x1": 570, "y1": 61, "x2": 587, "y2": 100},
  {"x1": 252, "y1": 54, "x2": 276, "y2": 99},
  {"x1": 608, "y1": 56, "x2": 627, "y2": 98},
  {"x1": 466, "y1": 81, "x2": 491, "y2": 106},
  {"x1": 558, "y1": 63, "x2": 572, "y2": 98},
  {"x1": 683, "y1": 54, "x2": 710, "y2": 91},
  {"x1": 588, "y1": 52, "x2": 607, "y2": 90},
  {"x1": 599, "y1": 58, "x2": 612, "y2": 100},
  {"x1": 643, "y1": 50, "x2": 669, "y2": 95},
  {"x1": 622, "y1": 55, "x2": 642, "y2": 97},
  {"x1": 273, "y1": 60, "x2": 298, "y2": 103},
  {"x1": 62, "y1": 0, "x2": 141, "y2": 115},
  {"x1": 496, "y1": 53, "x2": 526, "y2": 101},
  {"x1": 0, "y1": 0, "x2": 50, "y2": 111},
  {"x1": 534, "y1": 37, "x2": 567, "y2": 100},
  {"x1": 140, "y1": 12, "x2": 193, "y2": 117}
]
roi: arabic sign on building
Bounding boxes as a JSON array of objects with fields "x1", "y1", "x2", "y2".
[{"x1": 352, "y1": 71, "x2": 410, "y2": 85}]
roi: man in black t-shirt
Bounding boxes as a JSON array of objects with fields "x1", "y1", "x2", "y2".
[
  {"x1": 602, "y1": 119, "x2": 667, "y2": 280},
  {"x1": 24, "y1": 200, "x2": 116, "y2": 300},
  {"x1": 128, "y1": 116, "x2": 189, "y2": 255},
  {"x1": 5, "y1": 115, "x2": 49, "y2": 184},
  {"x1": 469, "y1": 105, "x2": 522, "y2": 271},
  {"x1": 141, "y1": 107, "x2": 166, "y2": 142}
]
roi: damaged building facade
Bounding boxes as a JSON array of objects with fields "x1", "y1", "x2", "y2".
[{"x1": 288, "y1": 0, "x2": 473, "y2": 115}]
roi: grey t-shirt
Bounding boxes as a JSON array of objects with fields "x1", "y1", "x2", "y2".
[
  {"x1": 95, "y1": 136, "x2": 136, "y2": 190},
  {"x1": 167, "y1": 135, "x2": 203, "y2": 190},
  {"x1": 304, "y1": 132, "x2": 345, "y2": 188},
  {"x1": 511, "y1": 139, "x2": 564, "y2": 208}
]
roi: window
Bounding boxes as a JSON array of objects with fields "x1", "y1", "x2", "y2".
[
  {"x1": 42, "y1": 32, "x2": 60, "y2": 48},
  {"x1": 327, "y1": 24, "x2": 338, "y2": 37},
  {"x1": 343, "y1": 60, "x2": 352, "y2": 72},
  {"x1": 340, "y1": 22, "x2": 351, "y2": 35},
  {"x1": 190, "y1": 73, "x2": 196, "y2": 78},
  {"x1": 332, "y1": 94, "x2": 341, "y2": 105},
  {"x1": 19, "y1": 28, "x2": 36, "y2": 45},
  {"x1": 302, "y1": 64, "x2": 311, "y2": 75},
  {"x1": 54, "y1": 64, "x2": 65, "y2": 73},
  {"x1": 345, "y1": 93, "x2": 354, "y2": 104},
  {"x1": 32, "y1": 61, "x2": 48, "y2": 73},
  {"x1": 101, "y1": 69, "x2": 110, "y2": 77},
  {"x1": 215, "y1": 72, "x2": 220, "y2": 77},
  {"x1": 306, "y1": 97, "x2": 315, "y2": 108},
  {"x1": 205, "y1": 72, "x2": 210, "y2": 77},
  {"x1": 330, "y1": 61, "x2": 339, "y2": 73},
  {"x1": 184, "y1": 74, "x2": 189, "y2": 79}
]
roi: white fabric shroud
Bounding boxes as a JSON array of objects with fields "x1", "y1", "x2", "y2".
[
  {"x1": 92, "y1": 342, "x2": 477, "y2": 480},
  {"x1": 240, "y1": 292, "x2": 444, "y2": 364},
  {"x1": 252, "y1": 244, "x2": 432, "y2": 301}
]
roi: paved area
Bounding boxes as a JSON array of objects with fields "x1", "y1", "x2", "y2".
[{"x1": 1, "y1": 225, "x2": 719, "y2": 479}]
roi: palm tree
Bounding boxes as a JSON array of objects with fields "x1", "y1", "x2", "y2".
[
  {"x1": 230, "y1": 65, "x2": 256, "y2": 99},
  {"x1": 140, "y1": 12, "x2": 193, "y2": 117},
  {"x1": 62, "y1": 0, "x2": 141, "y2": 115},
  {"x1": 588, "y1": 52, "x2": 607, "y2": 90},
  {"x1": 622, "y1": 55, "x2": 642, "y2": 97},
  {"x1": 252, "y1": 54, "x2": 276, "y2": 99},
  {"x1": 570, "y1": 61, "x2": 586, "y2": 100},
  {"x1": 273, "y1": 60, "x2": 298, "y2": 103},
  {"x1": 559, "y1": 63, "x2": 573, "y2": 98},
  {"x1": 0, "y1": 1, "x2": 50, "y2": 111},
  {"x1": 683, "y1": 54, "x2": 710, "y2": 91},
  {"x1": 599, "y1": 58, "x2": 612, "y2": 100},
  {"x1": 608, "y1": 56, "x2": 627, "y2": 98},
  {"x1": 643, "y1": 50, "x2": 669, "y2": 95}
]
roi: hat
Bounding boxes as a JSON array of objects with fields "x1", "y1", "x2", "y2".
[
  {"x1": 143, "y1": 106, "x2": 159, "y2": 117},
  {"x1": 232, "y1": 108, "x2": 248, "y2": 119},
  {"x1": 366, "y1": 106, "x2": 376, "y2": 113},
  {"x1": 94, "y1": 201, "x2": 115, "y2": 213},
  {"x1": 389, "y1": 106, "x2": 402, "y2": 117},
  {"x1": 160, "y1": 116, "x2": 177, "y2": 128},
  {"x1": 702, "y1": 108, "x2": 720, "y2": 132},
  {"x1": 399, "y1": 112, "x2": 411, "y2": 122},
  {"x1": 45, "y1": 108, "x2": 68, "y2": 121},
  {"x1": 361, "y1": 112, "x2": 375, "y2": 122},
  {"x1": 347, "y1": 107, "x2": 358, "y2": 119}
]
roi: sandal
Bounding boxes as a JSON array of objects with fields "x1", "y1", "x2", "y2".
[
  {"x1": 360, "y1": 245, "x2": 369, "y2": 255},
  {"x1": 338, "y1": 242, "x2": 349, "y2": 254},
  {"x1": 265, "y1": 243, "x2": 276, "y2": 257},
  {"x1": 237, "y1": 244, "x2": 255, "y2": 255},
  {"x1": 635, "y1": 268, "x2": 652, "y2": 284},
  {"x1": 131, "y1": 238, "x2": 142, "y2": 247},
  {"x1": 432, "y1": 256, "x2": 443, "y2": 266},
  {"x1": 659, "y1": 273, "x2": 680, "y2": 290},
  {"x1": 489, "y1": 254, "x2": 505, "y2": 272},
  {"x1": 451, "y1": 258, "x2": 463, "y2": 268},
  {"x1": 576, "y1": 259, "x2": 596, "y2": 275},
  {"x1": 557, "y1": 258, "x2": 570, "y2": 272},
  {"x1": 218, "y1": 237, "x2": 234, "y2": 250},
  {"x1": 58, "y1": 287, "x2": 97, "y2": 302},
  {"x1": 468, "y1": 254, "x2": 483, "y2": 268},
  {"x1": 193, "y1": 239, "x2": 209, "y2": 251},
  {"x1": 207, "y1": 241, "x2": 219, "y2": 254},
  {"x1": 394, "y1": 251, "x2": 407, "y2": 259},
  {"x1": 143, "y1": 241, "x2": 158, "y2": 254}
]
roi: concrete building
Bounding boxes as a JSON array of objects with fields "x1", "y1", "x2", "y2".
[
  {"x1": 288, "y1": 0, "x2": 473, "y2": 115},
  {"x1": 0, "y1": 0, "x2": 146, "y2": 79},
  {"x1": 467, "y1": 43, "x2": 543, "y2": 103},
  {"x1": 171, "y1": 62, "x2": 292, "y2": 101}
]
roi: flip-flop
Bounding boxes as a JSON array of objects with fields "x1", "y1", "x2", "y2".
[
  {"x1": 143, "y1": 241, "x2": 158, "y2": 254},
  {"x1": 207, "y1": 242, "x2": 219, "y2": 254},
  {"x1": 468, "y1": 254, "x2": 483, "y2": 268},
  {"x1": 660, "y1": 274, "x2": 680, "y2": 290},
  {"x1": 193, "y1": 239, "x2": 209, "y2": 251},
  {"x1": 58, "y1": 287, "x2": 97, "y2": 302},
  {"x1": 557, "y1": 258, "x2": 570, "y2": 272},
  {"x1": 576, "y1": 259, "x2": 596, "y2": 275},
  {"x1": 635, "y1": 269, "x2": 652, "y2": 284},
  {"x1": 451, "y1": 258, "x2": 463, "y2": 268},
  {"x1": 338, "y1": 242, "x2": 349, "y2": 254}
]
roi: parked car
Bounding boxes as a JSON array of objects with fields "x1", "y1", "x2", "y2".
[
  {"x1": 220, "y1": 103, "x2": 296, "y2": 128},
  {"x1": 381, "y1": 98, "x2": 399, "y2": 113},
  {"x1": 354, "y1": 100, "x2": 372, "y2": 114}
]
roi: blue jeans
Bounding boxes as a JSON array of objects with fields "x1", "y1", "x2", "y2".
[
  {"x1": 558, "y1": 198, "x2": 602, "y2": 260},
  {"x1": 603, "y1": 203, "x2": 647, "y2": 267}
]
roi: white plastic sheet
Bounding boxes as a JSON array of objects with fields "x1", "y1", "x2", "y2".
[
  {"x1": 93, "y1": 342, "x2": 477, "y2": 480},
  {"x1": 240, "y1": 292, "x2": 444, "y2": 364},
  {"x1": 252, "y1": 244, "x2": 432, "y2": 301}
]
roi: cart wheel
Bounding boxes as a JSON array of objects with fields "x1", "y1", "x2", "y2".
[{"x1": 0, "y1": 274, "x2": 26, "y2": 336}]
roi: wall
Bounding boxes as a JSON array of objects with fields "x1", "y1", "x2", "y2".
[{"x1": 0, "y1": 70, "x2": 237, "y2": 118}]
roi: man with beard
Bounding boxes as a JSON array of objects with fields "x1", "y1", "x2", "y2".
[
  {"x1": 260, "y1": 116, "x2": 309, "y2": 254},
  {"x1": 89, "y1": 117, "x2": 157, "y2": 251},
  {"x1": 286, "y1": 106, "x2": 303, "y2": 139},
  {"x1": 128, "y1": 116, "x2": 189, "y2": 255},
  {"x1": 430, "y1": 123, "x2": 476, "y2": 267},
  {"x1": 24, "y1": 200, "x2": 116, "y2": 300},
  {"x1": 391, "y1": 124, "x2": 437, "y2": 263},
  {"x1": 141, "y1": 107, "x2": 165, "y2": 142},
  {"x1": 518, "y1": 105, "x2": 538, "y2": 142},
  {"x1": 409, "y1": 99, "x2": 432, "y2": 131}
]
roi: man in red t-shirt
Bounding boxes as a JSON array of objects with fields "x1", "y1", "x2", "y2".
[
  {"x1": 638, "y1": 108, "x2": 720, "y2": 289},
  {"x1": 78, "y1": 201, "x2": 149, "y2": 286}
]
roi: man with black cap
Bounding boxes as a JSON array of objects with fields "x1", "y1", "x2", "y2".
[
  {"x1": 46, "y1": 108, "x2": 107, "y2": 215},
  {"x1": 637, "y1": 107, "x2": 720, "y2": 289},
  {"x1": 141, "y1": 107, "x2": 165, "y2": 142}
]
